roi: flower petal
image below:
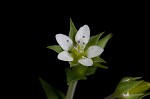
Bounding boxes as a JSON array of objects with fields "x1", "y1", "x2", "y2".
[
  {"x1": 75, "y1": 25, "x2": 90, "y2": 45},
  {"x1": 86, "y1": 46, "x2": 104, "y2": 58},
  {"x1": 78, "y1": 58, "x2": 93, "y2": 66},
  {"x1": 56, "y1": 34, "x2": 73, "y2": 51},
  {"x1": 57, "y1": 51, "x2": 73, "y2": 61}
]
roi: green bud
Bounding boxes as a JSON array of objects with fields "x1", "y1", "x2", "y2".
[
  {"x1": 129, "y1": 81, "x2": 150, "y2": 94},
  {"x1": 113, "y1": 77, "x2": 150, "y2": 99}
]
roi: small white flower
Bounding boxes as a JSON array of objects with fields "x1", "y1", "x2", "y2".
[{"x1": 56, "y1": 25, "x2": 104, "y2": 66}]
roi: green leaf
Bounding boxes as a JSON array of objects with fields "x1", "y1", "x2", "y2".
[
  {"x1": 39, "y1": 78, "x2": 65, "y2": 99},
  {"x1": 47, "y1": 45, "x2": 63, "y2": 53},
  {"x1": 92, "y1": 57, "x2": 106, "y2": 63},
  {"x1": 113, "y1": 77, "x2": 143, "y2": 97},
  {"x1": 69, "y1": 18, "x2": 77, "y2": 44},
  {"x1": 93, "y1": 62, "x2": 108, "y2": 69},
  {"x1": 97, "y1": 33, "x2": 113, "y2": 48},
  {"x1": 85, "y1": 32, "x2": 104, "y2": 50}
]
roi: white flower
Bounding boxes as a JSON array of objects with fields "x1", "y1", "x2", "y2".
[{"x1": 56, "y1": 25, "x2": 104, "y2": 66}]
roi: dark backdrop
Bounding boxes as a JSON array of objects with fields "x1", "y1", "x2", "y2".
[{"x1": 16, "y1": 3, "x2": 150, "y2": 99}]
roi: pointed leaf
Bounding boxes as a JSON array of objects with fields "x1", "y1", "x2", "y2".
[
  {"x1": 93, "y1": 62, "x2": 108, "y2": 69},
  {"x1": 47, "y1": 45, "x2": 63, "y2": 53},
  {"x1": 39, "y1": 78, "x2": 65, "y2": 99},
  {"x1": 92, "y1": 57, "x2": 106, "y2": 63},
  {"x1": 97, "y1": 33, "x2": 113, "y2": 48},
  {"x1": 85, "y1": 32, "x2": 104, "y2": 50},
  {"x1": 69, "y1": 18, "x2": 77, "y2": 43}
]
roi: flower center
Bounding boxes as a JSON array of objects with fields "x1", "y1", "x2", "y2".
[{"x1": 70, "y1": 44, "x2": 86, "y2": 65}]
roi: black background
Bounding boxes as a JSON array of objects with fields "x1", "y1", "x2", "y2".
[{"x1": 12, "y1": 2, "x2": 150, "y2": 99}]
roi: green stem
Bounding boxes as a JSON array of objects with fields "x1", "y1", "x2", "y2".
[{"x1": 65, "y1": 80, "x2": 78, "y2": 99}]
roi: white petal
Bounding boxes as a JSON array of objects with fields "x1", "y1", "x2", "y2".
[
  {"x1": 78, "y1": 58, "x2": 93, "y2": 66},
  {"x1": 86, "y1": 46, "x2": 104, "y2": 58},
  {"x1": 75, "y1": 25, "x2": 90, "y2": 45},
  {"x1": 57, "y1": 51, "x2": 73, "y2": 61},
  {"x1": 56, "y1": 34, "x2": 73, "y2": 51}
]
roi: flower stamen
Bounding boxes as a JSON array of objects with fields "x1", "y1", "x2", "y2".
[
  {"x1": 77, "y1": 40, "x2": 80, "y2": 44},
  {"x1": 66, "y1": 40, "x2": 69, "y2": 42}
]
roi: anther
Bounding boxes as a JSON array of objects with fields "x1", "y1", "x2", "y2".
[
  {"x1": 77, "y1": 40, "x2": 80, "y2": 43},
  {"x1": 66, "y1": 40, "x2": 69, "y2": 42}
]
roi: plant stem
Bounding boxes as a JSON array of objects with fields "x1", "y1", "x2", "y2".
[{"x1": 65, "y1": 80, "x2": 78, "y2": 99}]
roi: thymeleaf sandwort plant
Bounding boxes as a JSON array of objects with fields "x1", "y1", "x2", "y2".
[{"x1": 39, "y1": 19, "x2": 150, "y2": 99}]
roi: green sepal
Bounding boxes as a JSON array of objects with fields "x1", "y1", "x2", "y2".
[
  {"x1": 65, "y1": 68, "x2": 87, "y2": 85},
  {"x1": 92, "y1": 57, "x2": 107, "y2": 69},
  {"x1": 69, "y1": 18, "x2": 77, "y2": 44},
  {"x1": 85, "y1": 66, "x2": 97, "y2": 76},
  {"x1": 97, "y1": 33, "x2": 113, "y2": 48},
  {"x1": 92, "y1": 57, "x2": 106, "y2": 63},
  {"x1": 85, "y1": 32, "x2": 104, "y2": 50},
  {"x1": 65, "y1": 64, "x2": 87, "y2": 85},
  {"x1": 47, "y1": 45, "x2": 63, "y2": 53},
  {"x1": 93, "y1": 62, "x2": 108, "y2": 69},
  {"x1": 66, "y1": 63, "x2": 103, "y2": 85}
]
